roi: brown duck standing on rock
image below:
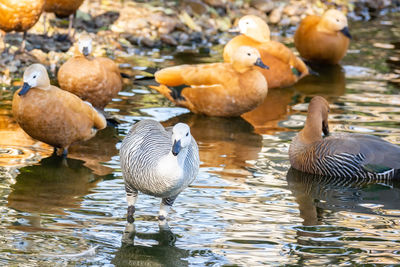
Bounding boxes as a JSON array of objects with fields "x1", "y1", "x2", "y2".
[
  {"x1": 289, "y1": 96, "x2": 400, "y2": 179},
  {"x1": 0, "y1": 0, "x2": 45, "y2": 51},
  {"x1": 57, "y1": 36, "x2": 122, "y2": 110},
  {"x1": 12, "y1": 64, "x2": 107, "y2": 157},
  {"x1": 43, "y1": 0, "x2": 85, "y2": 38}
]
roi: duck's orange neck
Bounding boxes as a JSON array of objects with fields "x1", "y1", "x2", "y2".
[{"x1": 232, "y1": 62, "x2": 253, "y2": 74}]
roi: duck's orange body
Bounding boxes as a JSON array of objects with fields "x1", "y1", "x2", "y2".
[
  {"x1": 224, "y1": 15, "x2": 309, "y2": 89},
  {"x1": 13, "y1": 64, "x2": 106, "y2": 153},
  {"x1": 44, "y1": 0, "x2": 84, "y2": 17},
  {"x1": 151, "y1": 46, "x2": 269, "y2": 117},
  {"x1": 0, "y1": 0, "x2": 44, "y2": 32},
  {"x1": 13, "y1": 87, "x2": 106, "y2": 150},
  {"x1": 294, "y1": 10, "x2": 351, "y2": 64},
  {"x1": 58, "y1": 37, "x2": 122, "y2": 109}
]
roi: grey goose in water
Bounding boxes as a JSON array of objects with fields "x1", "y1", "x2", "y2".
[
  {"x1": 120, "y1": 119, "x2": 199, "y2": 222},
  {"x1": 289, "y1": 96, "x2": 400, "y2": 180}
]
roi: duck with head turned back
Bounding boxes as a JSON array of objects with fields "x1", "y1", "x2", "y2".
[
  {"x1": 289, "y1": 96, "x2": 400, "y2": 180},
  {"x1": 294, "y1": 9, "x2": 351, "y2": 64},
  {"x1": 223, "y1": 15, "x2": 309, "y2": 89},
  {"x1": 120, "y1": 119, "x2": 200, "y2": 222},
  {"x1": 0, "y1": 0, "x2": 45, "y2": 51},
  {"x1": 57, "y1": 36, "x2": 122, "y2": 110},
  {"x1": 12, "y1": 64, "x2": 107, "y2": 157},
  {"x1": 150, "y1": 46, "x2": 269, "y2": 117}
]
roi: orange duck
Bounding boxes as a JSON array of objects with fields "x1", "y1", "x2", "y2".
[
  {"x1": 12, "y1": 64, "x2": 107, "y2": 157},
  {"x1": 57, "y1": 36, "x2": 122, "y2": 110},
  {"x1": 43, "y1": 0, "x2": 85, "y2": 37},
  {"x1": 0, "y1": 0, "x2": 45, "y2": 50},
  {"x1": 294, "y1": 9, "x2": 351, "y2": 64},
  {"x1": 150, "y1": 46, "x2": 269, "y2": 117},
  {"x1": 223, "y1": 15, "x2": 309, "y2": 89}
]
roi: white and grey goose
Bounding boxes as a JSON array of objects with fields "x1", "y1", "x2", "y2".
[{"x1": 120, "y1": 119, "x2": 200, "y2": 222}]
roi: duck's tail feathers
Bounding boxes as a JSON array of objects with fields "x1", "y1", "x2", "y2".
[{"x1": 154, "y1": 66, "x2": 186, "y2": 86}]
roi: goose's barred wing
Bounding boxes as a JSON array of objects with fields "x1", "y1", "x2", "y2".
[{"x1": 315, "y1": 152, "x2": 396, "y2": 180}]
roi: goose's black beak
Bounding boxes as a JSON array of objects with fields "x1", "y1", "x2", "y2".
[
  {"x1": 322, "y1": 120, "x2": 330, "y2": 136},
  {"x1": 172, "y1": 140, "x2": 181, "y2": 156},
  {"x1": 254, "y1": 58, "x2": 269, "y2": 69},
  {"x1": 82, "y1": 46, "x2": 89, "y2": 56},
  {"x1": 340, "y1": 26, "x2": 352, "y2": 39},
  {"x1": 18, "y1": 82, "x2": 32, "y2": 96}
]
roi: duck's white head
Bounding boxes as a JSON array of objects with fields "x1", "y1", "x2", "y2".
[
  {"x1": 319, "y1": 9, "x2": 351, "y2": 38},
  {"x1": 19, "y1": 64, "x2": 51, "y2": 96},
  {"x1": 231, "y1": 46, "x2": 269, "y2": 73},
  {"x1": 77, "y1": 36, "x2": 93, "y2": 57},
  {"x1": 237, "y1": 15, "x2": 271, "y2": 43},
  {"x1": 171, "y1": 123, "x2": 192, "y2": 156}
]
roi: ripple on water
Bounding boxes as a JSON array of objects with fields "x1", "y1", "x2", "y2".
[{"x1": 1, "y1": 10, "x2": 400, "y2": 266}]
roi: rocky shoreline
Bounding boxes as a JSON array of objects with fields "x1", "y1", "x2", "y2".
[{"x1": 0, "y1": 0, "x2": 399, "y2": 86}]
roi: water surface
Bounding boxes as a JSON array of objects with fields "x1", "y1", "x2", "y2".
[{"x1": 1, "y1": 11, "x2": 400, "y2": 266}]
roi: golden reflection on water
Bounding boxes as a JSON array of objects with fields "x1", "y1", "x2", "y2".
[
  {"x1": 163, "y1": 114, "x2": 263, "y2": 180},
  {"x1": 241, "y1": 87, "x2": 294, "y2": 134},
  {"x1": 0, "y1": 114, "x2": 52, "y2": 167}
]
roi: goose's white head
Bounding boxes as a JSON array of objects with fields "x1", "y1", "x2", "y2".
[
  {"x1": 171, "y1": 123, "x2": 192, "y2": 156},
  {"x1": 19, "y1": 64, "x2": 51, "y2": 96}
]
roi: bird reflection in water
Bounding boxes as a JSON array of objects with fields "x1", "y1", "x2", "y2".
[
  {"x1": 68, "y1": 125, "x2": 119, "y2": 176},
  {"x1": 241, "y1": 86, "x2": 294, "y2": 134},
  {"x1": 7, "y1": 155, "x2": 109, "y2": 231},
  {"x1": 286, "y1": 167, "x2": 400, "y2": 226},
  {"x1": 163, "y1": 113, "x2": 263, "y2": 181},
  {"x1": 293, "y1": 63, "x2": 346, "y2": 99},
  {"x1": 113, "y1": 221, "x2": 189, "y2": 267}
]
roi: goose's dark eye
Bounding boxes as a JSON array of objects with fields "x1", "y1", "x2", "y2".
[
  {"x1": 33, "y1": 75, "x2": 36, "y2": 79},
  {"x1": 247, "y1": 53, "x2": 251, "y2": 56},
  {"x1": 186, "y1": 132, "x2": 189, "y2": 137}
]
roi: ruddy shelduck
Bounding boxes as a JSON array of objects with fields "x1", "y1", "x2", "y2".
[
  {"x1": 223, "y1": 15, "x2": 309, "y2": 89},
  {"x1": 294, "y1": 9, "x2": 352, "y2": 64},
  {"x1": 12, "y1": 64, "x2": 107, "y2": 156},
  {"x1": 57, "y1": 36, "x2": 122, "y2": 109},
  {"x1": 150, "y1": 46, "x2": 269, "y2": 117},
  {"x1": 289, "y1": 96, "x2": 400, "y2": 179},
  {"x1": 0, "y1": 0, "x2": 45, "y2": 50}
]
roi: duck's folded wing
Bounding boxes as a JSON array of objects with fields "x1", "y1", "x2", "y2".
[
  {"x1": 155, "y1": 63, "x2": 231, "y2": 87},
  {"x1": 260, "y1": 41, "x2": 309, "y2": 76},
  {"x1": 59, "y1": 89, "x2": 106, "y2": 130}
]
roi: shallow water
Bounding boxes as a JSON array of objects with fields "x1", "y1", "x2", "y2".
[{"x1": 1, "y1": 11, "x2": 400, "y2": 266}]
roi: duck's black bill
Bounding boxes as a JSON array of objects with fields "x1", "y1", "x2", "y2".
[
  {"x1": 340, "y1": 27, "x2": 352, "y2": 39},
  {"x1": 254, "y1": 58, "x2": 269, "y2": 69},
  {"x1": 172, "y1": 140, "x2": 181, "y2": 156},
  {"x1": 18, "y1": 83, "x2": 32, "y2": 96},
  {"x1": 82, "y1": 47, "x2": 89, "y2": 56}
]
